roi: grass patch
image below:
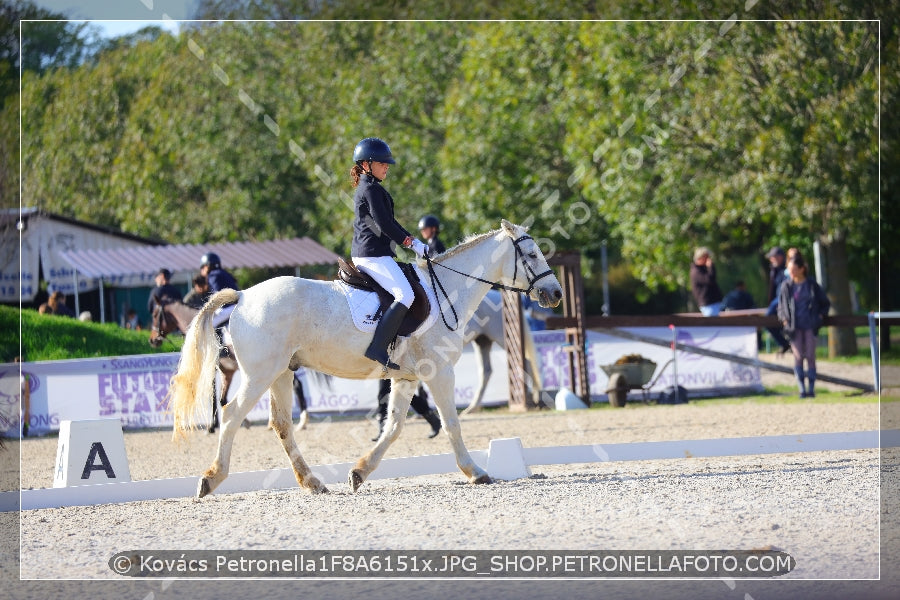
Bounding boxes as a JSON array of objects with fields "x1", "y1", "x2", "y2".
[{"x1": 2, "y1": 305, "x2": 184, "y2": 363}]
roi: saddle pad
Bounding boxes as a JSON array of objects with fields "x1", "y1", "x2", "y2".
[{"x1": 339, "y1": 264, "x2": 438, "y2": 335}]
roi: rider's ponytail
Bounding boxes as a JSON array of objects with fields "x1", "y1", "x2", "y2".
[{"x1": 350, "y1": 163, "x2": 365, "y2": 188}]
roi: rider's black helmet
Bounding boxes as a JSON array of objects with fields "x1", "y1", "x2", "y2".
[
  {"x1": 352, "y1": 137, "x2": 395, "y2": 164},
  {"x1": 418, "y1": 214, "x2": 440, "y2": 230},
  {"x1": 200, "y1": 252, "x2": 221, "y2": 270}
]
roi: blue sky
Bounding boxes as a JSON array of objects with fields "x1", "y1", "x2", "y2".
[{"x1": 30, "y1": 1, "x2": 196, "y2": 38}]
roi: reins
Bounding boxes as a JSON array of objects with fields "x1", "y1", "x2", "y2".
[{"x1": 424, "y1": 234, "x2": 555, "y2": 332}]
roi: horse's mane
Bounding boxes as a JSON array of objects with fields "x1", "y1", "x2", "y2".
[{"x1": 427, "y1": 229, "x2": 501, "y2": 263}]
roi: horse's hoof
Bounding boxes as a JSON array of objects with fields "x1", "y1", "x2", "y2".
[
  {"x1": 472, "y1": 473, "x2": 493, "y2": 485},
  {"x1": 305, "y1": 476, "x2": 328, "y2": 494},
  {"x1": 348, "y1": 469, "x2": 365, "y2": 493},
  {"x1": 197, "y1": 478, "x2": 212, "y2": 498}
]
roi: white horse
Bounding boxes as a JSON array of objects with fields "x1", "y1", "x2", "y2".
[
  {"x1": 461, "y1": 289, "x2": 544, "y2": 415},
  {"x1": 168, "y1": 220, "x2": 563, "y2": 496}
]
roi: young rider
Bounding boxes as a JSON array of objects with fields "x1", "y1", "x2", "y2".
[{"x1": 349, "y1": 137, "x2": 426, "y2": 370}]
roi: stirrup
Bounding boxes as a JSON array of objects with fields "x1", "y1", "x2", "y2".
[{"x1": 365, "y1": 348, "x2": 399, "y2": 371}]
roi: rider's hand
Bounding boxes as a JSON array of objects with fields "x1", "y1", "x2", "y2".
[{"x1": 410, "y1": 239, "x2": 427, "y2": 258}]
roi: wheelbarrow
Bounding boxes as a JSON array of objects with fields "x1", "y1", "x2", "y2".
[{"x1": 601, "y1": 355, "x2": 674, "y2": 407}]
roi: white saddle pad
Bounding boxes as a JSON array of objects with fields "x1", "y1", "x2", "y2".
[{"x1": 338, "y1": 264, "x2": 438, "y2": 336}]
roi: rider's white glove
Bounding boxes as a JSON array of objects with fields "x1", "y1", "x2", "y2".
[{"x1": 410, "y1": 239, "x2": 427, "y2": 258}]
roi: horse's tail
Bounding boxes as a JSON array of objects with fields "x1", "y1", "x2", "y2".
[
  {"x1": 522, "y1": 325, "x2": 543, "y2": 394},
  {"x1": 168, "y1": 289, "x2": 241, "y2": 439}
]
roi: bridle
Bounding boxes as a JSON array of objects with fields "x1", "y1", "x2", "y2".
[
  {"x1": 424, "y1": 234, "x2": 555, "y2": 331},
  {"x1": 150, "y1": 302, "x2": 178, "y2": 348}
]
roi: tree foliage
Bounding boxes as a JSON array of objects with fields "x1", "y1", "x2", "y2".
[{"x1": 2, "y1": 2, "x2": 892, "y2": 338}]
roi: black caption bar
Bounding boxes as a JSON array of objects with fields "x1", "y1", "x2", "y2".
[{"x1": 109, "y1": 550, "x2": 795, "y2": 578}]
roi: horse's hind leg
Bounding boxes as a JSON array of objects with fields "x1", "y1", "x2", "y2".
[
  {"x1": 198, "y1": 377, "x2": 267, "y2": 498},
  {"x1": 269, "y1": 371, "x2": 326, "y2": 493},
  {"x1": 430, "y1": 368, "x2": 492, "y2": 485},
  {"x1": 349, "y1": 377, "x2": 416, "y2": 492}
]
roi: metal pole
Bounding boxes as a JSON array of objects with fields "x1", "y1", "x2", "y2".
[
  {"x1": 601, "y1": 240, "x2": 610, "y2": 316},
  {"x1": 98, "y1": 278, "x2": 106, "y2": 324},
  {"x1": 71, "y1": 269, "x2": 80, "y2": 316},
  {"x1": 670, "y1": 324, "x2": 678, "y2": 394},
  {"x1": 868, "y1": 312, "x2": 879, "y2": 392}
]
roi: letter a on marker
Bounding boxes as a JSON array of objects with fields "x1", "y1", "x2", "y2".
[{"x1": 81, "y1": 442, "x2": 117, "y2": 479}]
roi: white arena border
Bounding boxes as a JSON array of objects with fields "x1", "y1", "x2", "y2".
[{"x1": 4, "y1": 429, "x2": 898, "y2": 512}]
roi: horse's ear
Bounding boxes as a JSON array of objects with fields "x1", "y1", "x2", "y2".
[{"x1": 500, "y1": 219, "x2": 519, "y2": 237}]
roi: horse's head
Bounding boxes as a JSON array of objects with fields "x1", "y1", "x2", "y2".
[
  {"x1": 148, "y1": 296, "x2": 178, "y2": 348},
  {"x1": 498, "y1": 219, "x2": 563, "y2": 308}
]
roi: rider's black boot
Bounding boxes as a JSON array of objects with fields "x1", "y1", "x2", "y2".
[{"x1": 364, "y1": 301, "x2": 408, "y2": 370}]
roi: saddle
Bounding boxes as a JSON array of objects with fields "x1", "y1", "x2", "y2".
[{"x1": 337, "y1": 257, "x2": 430, "y2": 337}]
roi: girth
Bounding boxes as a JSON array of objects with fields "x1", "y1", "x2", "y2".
[{"x1": 337, "y1": 257, "x2": 431, "y2": 337}]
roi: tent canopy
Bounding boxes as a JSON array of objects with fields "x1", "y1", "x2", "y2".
[{"x1": 60, "y1": 237, "x2": 340, "y2": 282}]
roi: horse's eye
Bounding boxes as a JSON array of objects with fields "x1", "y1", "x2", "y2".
[{"x1": 528, "y1": 252, "x2": 538, "y2": 259}]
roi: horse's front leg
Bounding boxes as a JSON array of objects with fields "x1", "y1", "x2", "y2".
[
  {"x1": 431, "y1": 368, "x2": 492, "y2": 484},
  {"x1": 349, "y1": 377, "x2": 416, "y2": 492}
]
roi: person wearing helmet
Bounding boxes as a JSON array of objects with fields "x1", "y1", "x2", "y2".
[
  {"x1": 418, "y1": 214, "x2": 446, "y2": 254},
  {"x1": 199, "y1": 252, "x2": 239, "y2": 293},
  {"x1": 349, "y1": 137, "x2": 427, "y2": 370}
]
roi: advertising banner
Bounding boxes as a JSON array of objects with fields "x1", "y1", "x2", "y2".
[{"x1": 1, "y1": 327, "x2": 760, "y2": 437}]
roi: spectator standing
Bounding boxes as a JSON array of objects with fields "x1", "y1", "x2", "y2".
[
  {"x1": 764, "y1": 246, "x2": 791, "y2": 356},
  {"x1": 689, "y1": 247, "x2": 723, "y2": 316},
  {"x1": 47, "y1": 290, "x2": 75, "y2": 317},
  {"x1": 183, "y1": 275, "x2": 210, "y2": 309},
  {"x1": 147, "y1": 268, "x2": 182, "y2": 313},
  {"x1": 371, "y1": 212, "x2": 447, "y2": 438},
  {"x1": 777, "y1": 254, "x2": 830, "y2": 397},
  {"x1": 199, "y1": 252, "x2": 239, "y2": 293},
  {"x1": 722, "y1": 280, "x2": 756, "y2": 311}
]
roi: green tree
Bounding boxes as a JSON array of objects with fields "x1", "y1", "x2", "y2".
[{"x1": 562, "y1": 21, "x2": 878, "y2": 354}]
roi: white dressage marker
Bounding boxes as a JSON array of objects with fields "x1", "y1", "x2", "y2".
[
  {"x1": 53, "y1": 419, "x2": 131, "y2": 488},
  {"x1": 487, "y1": 437, "x2": 532, "y2": 480}
]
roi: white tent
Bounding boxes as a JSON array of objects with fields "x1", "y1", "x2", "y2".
[{"x1": 0, "y1": 208, "x2": 161, "y2": 303}]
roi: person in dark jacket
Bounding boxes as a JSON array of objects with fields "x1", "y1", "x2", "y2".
[
  {"x1": 349, "y1": 137, "x2": 426, "y2": 370},
  {"x1": 147, "y1": 268, "x2": 182, "y2": 313},
  {"x1": 764, "y1": 246, "x2": 791, "y2": 355},
  {"x1": 689, "y1": 247, "x2": 723, "y2": 316},
  {"x1": 199, "y1": 252, "x2": 239, "y2": 293},
  {"x1": 722, "y1": 280, "x2": 756, "y2": 311},
  {"x1": 418, "y1": 214, "x2": 446, "y2": 255},
  {"x1": 777, "y1": 255, "x2": 830, "y2": 397},
  {"x1": 47, "y1": 290, "x2": 75, "y2": 317},
  {"x1": 182, "y1": 274, "x2": 210, "y2": 309}
]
